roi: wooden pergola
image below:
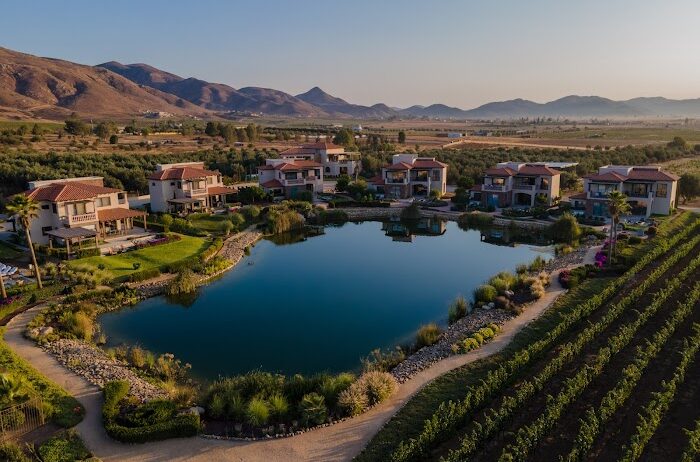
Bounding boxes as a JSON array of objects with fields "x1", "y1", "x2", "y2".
[{"x1": 46, "y1": 227, "x2": 98, "y2": 258}]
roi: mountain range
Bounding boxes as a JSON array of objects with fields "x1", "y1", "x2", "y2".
[{"x1": 2, "y1": 46, "x2": 700, "y2": 120}]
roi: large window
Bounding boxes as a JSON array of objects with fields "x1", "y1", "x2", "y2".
[
  {"x1": 589, "y1": 183, "x2": 616, "y2": 197},
  {"x1": 285, "y1": 172, "x2": 298, "y2": 180},
  {"x1": 656, "y1": 183, "x2": 668, "y2": 198},
  {"x1": 630, "y1": 183, "x2": 649, "y2": 197},
  {"x1": 540, "y1": 178, "x2": 549, "y2": 190},
  {"x1": 431, "y1": 169, "x2": 441, "y2": 181},
  {"x1": 490, "y1": 177, "x2": 505, "y2": 186},
  {"x1": 96, "y1": 196, "x2": 111, "y2": 207}
]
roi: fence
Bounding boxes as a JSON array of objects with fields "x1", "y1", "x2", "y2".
[{"x1": 0, "y1": 394, "x2": 45, "y2": 441}]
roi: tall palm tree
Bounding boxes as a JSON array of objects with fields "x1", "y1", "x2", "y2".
[
  {"x1": 607, "y1": 190, "x2": 631, "y2": 265},
  {"x1": 6, "y1": 195, "x2": 43, "y2": 289}
]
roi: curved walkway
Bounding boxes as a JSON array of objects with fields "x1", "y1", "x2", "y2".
[{"x1": 5, "y1": 273, "x2": 568, "y2": 461}]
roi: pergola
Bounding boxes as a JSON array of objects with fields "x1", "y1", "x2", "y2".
[{"x1": 46, "y1": 227, "x2": 98, "y2": 258}]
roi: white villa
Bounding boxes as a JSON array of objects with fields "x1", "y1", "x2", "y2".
[
  {"x1": 570, "y1": 165, "x2": 679, "y2": 217},
  {"x1": 279, "y1": 142, "x2": 361, "y2": 177},
  {"x1": 258, "y1": 159, "x2": 324, "y2": 199},
  {"x1": 20, "y1": 177, "x2": 144, "y2": 246},
  {"x1": 469, "y1": 162, "x2": 563, "y2": 209},
  {"x1": 148, "y1": 162, "x2": 236, "y2": 213},
  {"x1": 369, "y1": 154, "x2": 447, "y2": 199}
]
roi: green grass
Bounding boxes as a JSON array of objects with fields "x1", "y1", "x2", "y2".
[
  {"x1": 187, "y1": 213, "x2": 231, "y2": 234},
  {"x1": 0, "y1": 328, "x2": 84, "y2": 427},
  {"x1": 354, "y1": 277, "x2": 614, "y2": 462},
  {"x1": 0, "y1": 241, "x2": 22, "y2": 260},
  {"x1": 68, "y1": 234, "x2": 208, "y2": 279}
]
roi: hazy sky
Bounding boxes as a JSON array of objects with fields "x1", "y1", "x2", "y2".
[{"x1": 2, "y1": 0, "x2": 699, "y2": 108}]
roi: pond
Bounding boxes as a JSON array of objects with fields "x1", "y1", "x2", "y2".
[{"x1": 99, "y1": 219, "x2": 552, "y2": 379}]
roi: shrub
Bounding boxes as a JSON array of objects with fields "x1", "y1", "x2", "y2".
[
  {"x1": 268, "y1": 393, "x2": 289, "y2": 421},
  {"x1": 361, "y1": 347, "x2": 406, "y2": 373},
  {"x1": 246, "y1": 398, "x2": 270, "y2": 427},
  {"x1": 166, "y1": 269, "x2": 197, "y2": 295},
  {"x1": 458, "y1": 212, "x2": 494, "y2": 228},
  {"x1": 267, "y1": 210, "x2": 305, "y2": 234},
  {"x1": 528, "y1": 255, "x2": 548, "y2": 272},
  {"x1": 229, "y1": 212, "x2": 246, "y2": 229},
  {"x1": 127, "y1": 267, "x2": 161, "y2": 283},
  {"x1": 319, "y1": 373, "x2": 355, "y2": 408},
  {"x1": 489, "y1": 277, "x2": 509, "y2": 295},
  {"x1": 415, "y1": 323, "x2": 442, "y2": 349},
  {"x1": 208, "y1": 393, "x2": 226, "y2": 419},
  {"x1": 129, "y1": 346, "x2": 146, "y2": 369},
  {"x1": 0, "y1": 441, "x2": 29, "y2": 462},
  {"x1": 38, "y1": 430, "x2": 92, "y2": 462},
  {"x1": 240, "y1": 205, "x2": 261, "y2": 221},
  {"x1": 474, "y1": 284, "x2": 498, "y2": 304},
  {"x1": 448, "y1": 296, "x2": 469, "y2": 324},
  {"x1": 120, "y1": 400, "x2": 176, "y2": 427},
  {"x1": 628, "y1": 235, "x2": 642, "y2": 244},
  {"x1": 219, "y1": 220, "x2": 234, "y2": 236},
  {"x1": 516, "y1": 264, "x2": 528, "y2": 275},
  {"x1": 646, "y1": 225, "x2": 658, "y2": 236},
  {"x1": 494, "y1": 295, "x2": 510, "y2": 309},
  {"x1": 550, "y1": 213, "x2": 581, "y2": 244},
  {"x1": 299, "y1": 393, "x2": 327, "y2": 426},
  {"x1": 360, "y1": 371, "x2": 397, "y2": 405},
  {"x1": 338, "y1": 381, "x2": 369, "y2": 416}
]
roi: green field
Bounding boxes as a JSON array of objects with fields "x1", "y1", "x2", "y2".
[
  {"x1": 187, "y1": 213, "x2": 231, "y2": 234},
  {"x1": 537, "y1": 127, "x2": 700, "y2": 144},
  {"x1": 69, "y1": 234, "x2": 208, "y2": 279}
]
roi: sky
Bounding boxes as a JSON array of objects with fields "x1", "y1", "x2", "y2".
[{"x1": 1, "y1": 0, "x2": 699, "y2": 109}]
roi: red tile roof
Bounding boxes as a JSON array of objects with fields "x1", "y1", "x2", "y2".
[
  {"x1": 627, "y1": 168, "x2": 679, "y2": 181},
  {"x1": 485, "y1": 167, "x2": 517, "y2": 176},
  {"x1": 276, "y1": 160, "x2": 322, "y2": 171},
  {"x1": 280, "y1": 147, "x2": 317, "y2": 156},
  {"x1": 384, "y1": 162, "x2": 413, "y2": 171},
  {"x1": 25, "y1": 182, "x2": 122, "y2": 202},
  {"x1": 413, "y1": 159, "x2": 448, "y2": 169},
  {"x1": 148, "y1": 166, "x2": 218, "y2": 180},
  {"x1": 517, "y1": 165, "x2": 559, "y2": 176},
  {"x1": 207, "y1": 186, "x2": 237, "y2": 195},
  {"x1": 97, "y1": 207, "x2": 144, "y2": 222},
  {"x1": 583, "y1": 172, "x2": 628, "y2": 182},
  {"x1": 261, "y1": 179, "x2": 284, "y2": 189},
  {"x1": 368, "y1": 175, "x2": 385, "y2": 186},
  {"x1": 257, "y1": 164, "x2": 275, "y2": 171}
]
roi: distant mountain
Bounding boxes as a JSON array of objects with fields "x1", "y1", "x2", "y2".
[
  {"x1": 0, "y1": 47, "x2": 207, "y2": 120},
  {"x1": 2, "y1": 46, "x2": 700, "y2": 120},
  {"x1": 295, "y1": 87, "x2": 396, "y2": 118}
]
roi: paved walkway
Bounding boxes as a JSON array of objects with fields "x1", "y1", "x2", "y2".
[{"x1": 4, "y1": 269, "x2": 568, "y2": 462}]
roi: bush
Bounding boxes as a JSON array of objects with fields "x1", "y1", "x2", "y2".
[
  {"x1": 458, "y1": 212, "x2": 494, "y2": 228},
  {"x1": 120, "y1": 400, "x2": 177, "y2": 427},
  {"x1": 246, "y1": 397, "x2": 270, "y2": 427},
  {"x1": 127, "y1": 267, "x2": 161, "y2": 283},
  {"x1": 338, "y1": 381, "x2": 369, "y2": 416},
  {"x1": 628, "y1": 235, "x2": 642, "y2": 244},
  {"x1": 38, "y1": 430, "x2": 92, "y2": 462},
  {"x1": 268, "y1": 393, "x2": 289, "y2": 421},
  {"x1": 474, "y1": 284, "x2": 498, "y2": 304},
  {"x1": 415, "y1": 323, "x2": 442, "y2": 349},
  {"x1": 401, "y1": 203, "x2": 422, "y2": 220},
  {"x1": 528, "y1": 255, "x2": 548, "y2": 272},
  {"x1": 361, "y1": 348, "x2": 406, "y2": 373},
  {"x1": 319, "y1": 373, "x2": 355, "y2": 408},
  {"x1": 361, "y1": 371, "x2": 397, "y2": 405},
  {"x1": 267, "y1": 210, "x2": 305, "y2": 234},
  {"x1": 550, "y1": 213, "x2": 581, "y2": 244},
  {"x1": 448, "y1": 296, "x2": 469, "y2": 324},
  {"x1": 299, "y1": 392, "x2": 327, "y2": 426},
  {"x1": 646, "y1": 225, "x2": 657, "y2": 236},
  {"x1": 166, "y1": 269, "x2": 197, "y2": 295},
  {"x1": 0, "y1": 441, "x2": 29, "y2": 462}
]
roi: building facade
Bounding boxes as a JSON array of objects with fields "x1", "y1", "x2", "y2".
[
  {"x1": 279, "y1": 142, "x2": 361, "y2": 177},
  {"x1": 470, "y1": 162, "x2": 562, "y2": 208},
  {"x1": 258, "y1": 159, "x2": 324, "y2": 199},
  {"x1": 21, "y1": 177, "x2": 143, "y2": 245},
  {"x1": 371, "y1": 154, "x2": 447, "y2": 199},
  {"x1": 577, "y1": 165, "x2": 678, "y2": 217},
  {"x1": 148, "y1": 162, "x2": 236, "y2": 213}
]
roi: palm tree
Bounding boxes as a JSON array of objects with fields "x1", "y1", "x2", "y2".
[
  {"x1": 6, "y1": 195, "x2": 43, "y2": 289},
  {"x1": 607, "y1": 190, "x2": 631, "y2": 265}
]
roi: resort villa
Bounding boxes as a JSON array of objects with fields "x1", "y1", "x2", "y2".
[
  {"x1": 569, "y1": 165, "x2": 679, "y2": 218},
  {"x1": 369, "y1": 154, "x2": 448, "y2": 199},
  {"x1": 469, "y1": 162, "x2": 563, "y2": 208},
  {"x1": 279, "y1": 142, "x2": 361, "y2": 177},
  {"x1": 20, "y1": 177, "x2": 145, "y2": 246},
  {"x1": 258, "y1": 158, "x2": 324, "y2": 199},
  {"x1": 148, "y1": 162, "x2": 236, "y2": 213}
]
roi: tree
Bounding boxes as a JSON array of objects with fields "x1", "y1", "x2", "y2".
[
  {"x1": 205, "y1": 122, "x2": 218, "y2": 137},
  {"x1": 607, "y1": 191, "x2": 631, "y2": 265},
  {"x1": 457, "y1": 176, "x2": 474, "y2": 189},
  {"x1": 219, "y1": 220, "x2": 234, "y2": 236},
  {"x1": 220, "y1": 124, "x2": 236, "y2": 144},
  {"x1": 160, "y1": 214, "x2": 173, "y2": 232},
  {"x1": 237, "y1": 186, "x2": 266, "y2": 204},
  {"x1": 109, "y1": 134, "x2": 118, "y2": 145},
  {"x1": 333, "y1": 129, "x2": 355, "y2": 147},
  {"x1": 398, "y1": 131, "x2": 406, "y2": 144},
  {"x1": 679, "y1": 173, "x2": 700, "y2": 204},
  {"x1": 93, "y1": 122, "x2": 116, "y2": 140},
  {"x1": 550, "y1": 213, "x2": 581, "y2": 244},
  {"x1": 335, "y1": 174, "x2": 351, "y2": 192},
  {"x1": 31, "y1": 124, "x2": 42, "y2": 136},
  {"x1": 6, "y1": 195, "x2": 42, "y2": 288},
  {"x1": 64, "y1": 118, "x2": 90, "y2": 136},
  {"x1": 667, "y1": 136, "x2": 688, "y2": 150}
]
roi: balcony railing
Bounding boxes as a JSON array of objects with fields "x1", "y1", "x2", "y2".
[
  {"x1": 68, "y1": 212, "x2": 97, "y2": 224},
  {"x1": 386, "y1": 178, "x2": 407, "y2": 184},
  {"x1": 513, "y1": 184, "x2": 535, "y2": 190},
  {"x1": 285, "y1": 178, "x2": 305, "y2": 185},
  {"x1": 589, "y1": 191, "x2": 612, "y2": 199},
  {"x1": 483, "y1": 184, "x2": 506, "y2": 192}
]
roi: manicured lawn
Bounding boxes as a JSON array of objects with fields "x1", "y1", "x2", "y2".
[
  {"x1": 0, "y1": 240, "x2": 22, "y2": 260},
  {"x1": 187, "y1": 213, "x2": 231, "y2": 233},
  {"x1": 0, "y1": 328, "x2": 84, "y2": 427},
  {"x1": 69, "y1": 234, "x2": 209, "y2": 279}
]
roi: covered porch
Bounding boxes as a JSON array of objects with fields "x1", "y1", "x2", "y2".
[
  {"x1": 167, "y1": 197, "x2": 208, "y2": 215},
  {"x1": 208, "y1": 186, "x2": 238, "y2": 209},
  {"x1": 97, "y1": 208, "x2": 147, "y2": 237},
  {"x1": 46, "y1": 227, "x2": 98, "y2": 259}
]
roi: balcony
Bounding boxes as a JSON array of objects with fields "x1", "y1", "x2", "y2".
[
  {"x1": 386, "y1": 178, "x2": 407, "y2": 184},
  {"x1": 185, "y1": 189, "x2": 207, "y2": 197},
  {"x1": 589, "y1": 191, "x2": 612, "y2": 199},
  {"x1": 68, "y1": 212, "x2": 97, "y2": 225},
  {"x1": 285, "y1": 178, "x2": 306, "y2": 185},
  {"x1": 483, "y1": 184, "x2": 506, "y2": 192},
  {"x1": 513, "y1": 184, "x2": 535, "y2": 191}
]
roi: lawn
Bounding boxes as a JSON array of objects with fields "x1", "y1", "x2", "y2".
[
  {"x1": 187, "y1": 213, "x2": 231, "y2": 234},
  {"x1": 69, "y1": 234, "x2": 209, "y2": 279},
  {"x1": 0, "y1": 241, "x2": 22, "y2": 260}
]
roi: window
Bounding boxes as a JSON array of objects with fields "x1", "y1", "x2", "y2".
[
  {"x1": 177, "y1": 182, "x2": 182, "y2": 189},
  {"x1": 207, "y1": 177, "x2": 213, "y2": 185},
  {"x1": 630, "y1": 183, "x2": 648, "y2": 197},
  {"x1": 492, "y1": 177, "x2": 505, "y2": 186},
  {"x1": 41, "y1": 226, "x2": 53, "y2": 236},
  {"x1": 96, "y1": 197, "x2": 111, "y2": 207},
  {"x1": 431, "y1": 170, "x2": 441, "y2": 181},
  {"x1": 315, "y1": 169, "x2": 321, "y2": 178},
  {"x1": 152, "y1": 182, "x2": 156, "y2": 186},
  {"x1": 325, "y1": 167, "x2": 330, "y2": 173},
  {"x1": 170, "y1": 182, "x2": 175, "y2": 186},
  {"x1": 540, "y1": 178, "x2": 549, "y2": 190},
  {"x1": 52, "y1": 204, "x2": 57, "y2": 214},
  {"x1": 656, "y1": 183, "x2": 668, "y2": 198},
  {"x1": 71, "y1": 202, "x2": 87, "y2": 215},
  {"x1": 41, "y1": 204, "x2": 49, "y2": 210},
  {"x1": 285, "y1": 172, "x2": 298, "y2": 180}
]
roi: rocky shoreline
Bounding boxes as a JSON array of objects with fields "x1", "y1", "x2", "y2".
[{"x1": 42, "y1": 339, "x2": 167, "y2": 402}]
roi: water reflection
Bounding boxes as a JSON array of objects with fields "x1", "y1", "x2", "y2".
[{"x1": 382, "y1": 217, "x2": 447, "y2": 242}]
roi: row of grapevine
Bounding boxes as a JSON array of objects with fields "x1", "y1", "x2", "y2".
[
  {"x1": 441, "y1": 240, "x2": 700, "y2": 462},
  {"x1": 681, "y1": 419, "x2": 700, "y2": 462},
  {"x1": 618, "y1": 323, "x2": 700, "y2": 461},
  {"x1": 390, "y1": 221, "x2": 700, "y2": 462},
  {"x1": 566, "y1": 279, "x2": 700, "y2": 461}
]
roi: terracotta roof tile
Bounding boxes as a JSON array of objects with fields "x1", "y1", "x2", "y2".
[
  {"x1": 301, "y1": 141, "x2": 342, "y2": 150},
  {"x1": 149, "y1": 166, "x2": 219, "y2": 180},
  {"x1": 517, "y1": 165, "x2": 559, "y2": 176},
  {"x1": 25, "y1": 182, "x2": 122, "y2": 202},
  {"x1": 368, "y1": 175, "x2": 385, "y2": 186},
  {"x1": 97, "y1": 207, "x2": 144, "y2": 222},
  {"x1": 626, "y1": 168, "x2": 679, "y2": 182},
  {"x1": 261, "y1": 179, "x2": 284, "y2": 189},
  {"x1": 485, "y1": 167, "x2": 517, "y2": 176},
  {"x1": 583, "y1": 172, "x2": 628, "y2": 182},
  {"x1": 207, "y1": 186, "x2": 237, "y2": 195},
  {"x1": 568, "y1": 192, "x2": 588, "y2": 200},
  {"x1": 413, "y1": 159, "x2": 448, "y2": 169},
  {"x1": 384, "y1": 162, "x2": 413, "y2": 171}
]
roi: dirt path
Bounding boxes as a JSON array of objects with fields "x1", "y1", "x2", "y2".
[{"x1": 4, "y1": 268, "x2": 570, "y2": 462}]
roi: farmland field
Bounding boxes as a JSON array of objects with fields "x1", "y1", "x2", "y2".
[{"x1": 357, "y1": 211, "x2": 700, "y2": 462}]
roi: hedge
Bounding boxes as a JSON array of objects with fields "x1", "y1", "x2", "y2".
[{"x1": 102, "y1": 380, "x2": 200, "y2": 443}]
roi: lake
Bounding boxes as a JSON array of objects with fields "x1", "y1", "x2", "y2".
[{"x1": 99, "y1": 220, "x2": 552, "y2": 379}]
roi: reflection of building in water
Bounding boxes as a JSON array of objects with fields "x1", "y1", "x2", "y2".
[
  {"x1": 479, "y1": 227, "x2": 552, "y2": 246},
  {"x1": 383, "y1": 218, "x2": 447, "y2": 242}
]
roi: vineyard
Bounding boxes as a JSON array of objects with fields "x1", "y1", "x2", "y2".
[{"x1": 357, "y1": 212, "x2": 700, "y2": 462}]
